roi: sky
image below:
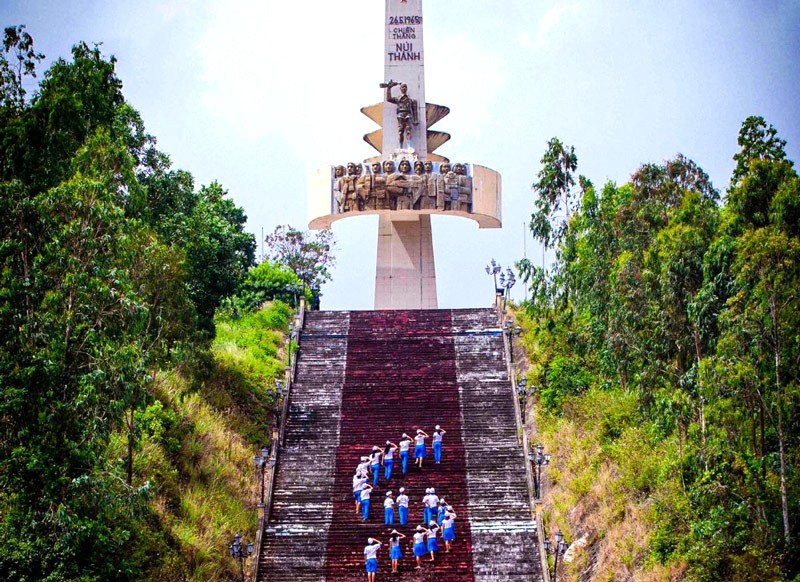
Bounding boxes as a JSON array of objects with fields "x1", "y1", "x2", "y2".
[{"x1": 3, "y1": 0, "x2": 799, "y2": 310}]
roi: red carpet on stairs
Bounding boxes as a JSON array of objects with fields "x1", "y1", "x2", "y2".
[
  {"x1": 256, "y1": 309, "x2": 543, "y2": 582},
  {"x1": 325, "y1": 310, "x2": 474, "y2": 581}
]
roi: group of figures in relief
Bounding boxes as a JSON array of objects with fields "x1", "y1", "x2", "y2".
[
  {"x1": 352, "y1": 427, "x2": 458, "y2": 580},
  {"x1": 333, "y1": 159, "x2": 473, "y2": 215}
]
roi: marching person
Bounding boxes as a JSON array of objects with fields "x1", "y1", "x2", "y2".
[
  {"x1": 413, "y1": 429, "x2": 429, "y2": 469},
  {"x1": 422, "y1": 488, "x2": 433, "y2": 525},
  {"x1": 353, "y1": 471, "x2": 368, "y2": 516},
  {"x1": 427, "y1": 521, "x2": 440, "y2": 562},
  {"x1": 360, "y1": 483, "x2": 374, "y2": 521},
  {"x1": 425, "y1": 487, "x2": 439, "y2": 525},
  {"x1": 413, "y1": 525, "x2": 429, "y2": 569},
  {"x1": 397, "y1": 487, "x2": 410, "y2": 525},
  {"x1": 437, "y1": 498, "x2": 447, "y2": 526},
  {"x1": 384, "y1": 491, "x2": 395, "y2": 525},
  {"x1": 398, "y1": 433, "x2": 412, "y2": 474},
  {"x1": 442, "y1": 506, "x2": 457, "y2": 552},
  {"x1": 432, "y1": 425, "x2": 446, "y2": 464},
  {"x1": 357, "y1": 455, "x2": 371, "y2": 476},
  {"x1": 363, "y1": 537, "x2": 382, "y2": 582},
  {"x1": 370, "y1": 446, "x2": 383, "y2": 487},
  {"x1": 388, "y1": 529, "x2": 406, "y2": 574},
  {"x1": 383, "y1": 440, "x2": 398, "y2": 481}
]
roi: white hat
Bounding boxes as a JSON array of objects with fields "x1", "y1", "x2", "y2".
[
  {"x1": 399, "y1": 487, "x2": 405, "y2": 493},
  {"x1": 372, "y1": 446, "x2": 379, "y2": 451},
  {"x1": 417, "y1": 429, "x2": 423, "y2": 433},
  {"x1": 402, "y1": 433, "x2": 408, "y2": 438},
  {"x1": 391, "y1": 529, "x2": 398, "y2": 534},
  {"x1": 416, "y1": 525, "x2": 424, "y2": 531},
  {"x1": 447, "y1": 506, "x2": 453, "y2": 511},
  {"x1": 386, "y1": 440, "x2": 391, "y2": 445},
  {"x1": 361, "y1": 456, "x2": 368, "y2": 461},
  {"x1": 425, "y1": 488, "x2": 431, "y2": 493},
  {"x1": 430, "y1": 488, "x2": 435, "y2": 493},
  {"x1": 368, "y1": 537, "x2": 374, "y2": 544},
  {"x1": 386, "y1": 491, "x2": 392, "y2": 496},
  {"x1": 435, "y1": 425, "x2": 441, "y2": 430},
  {"x1": 429, "y1": 520, "x2": 436, "y2": 527}
]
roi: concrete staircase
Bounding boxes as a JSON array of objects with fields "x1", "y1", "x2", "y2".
[{"x1": 256, "y1": 309, "x2": 542, "y2": 582}]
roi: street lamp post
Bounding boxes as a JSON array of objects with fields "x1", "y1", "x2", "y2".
[
  {"x1": 285, "y1": 282, "x2": 300, "y2": 308},
  {"x1": 286, "y1": 322, "x2": 296, "y2": 371},
  {"x1": 531, "y1": 443, "x2": 550, "y2": 500},
  {"x1": 253, "y1": 446, "x2": 270, "y2": 505},
  {"x1": 485, "y1": 258, "x2": 502, "y2": 296},
  {"x1": 229, "y1": 533, "x2": 254, "y2": 582},
  {"x1": 275, "y1": 379, "x2": 284, "y2": 426},
  {"x1": 499, "y1": 267, "x2": 516, "y2": 312},
  {"x1": 517, "y1": 377, "x2": 530, "y2": 421},
  {"x1": 543, "y1": 530, "x2": 569, "y2": 582}
]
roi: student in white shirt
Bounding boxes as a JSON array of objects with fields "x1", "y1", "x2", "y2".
[
  {"x1": 396, "y1": 487, "x2": 410, "y2": 525},
  {"x1": 360, "y1": 483, "x2": 374, "y2": 521},
  {"x1": 442, "y1": 506, "x2": 457, "y2": 552},
  {"x1": 383, "y1": 440, "x2": 398, "y2": 481},
  {"x1": 353, "y1": 471, "x2": 368, "y2": 516},
  {"x1": 398, "y1": 433, "x2": 412, "y2": 474},
  {"x1": 369, "y1": 446, "x2": 382, "y2": 487},
  {"x1": 432, "y1": 425, "x2": 446, "y2": 463},
  {"x1": 383, "y1": 491, "x2": 395, "y2": 525},
  {"x1": 412, "y1": 525, "x2": 430, "y2": 569},
  {"x1": 388, "y1": 529, "x2": 407, "y2": 574},
  {"x1": 413, "y1": 429, "x2": 429, "y2": 469},
  {"x1": 363, "y1": 537, "x2": 382, "y2": 581}
]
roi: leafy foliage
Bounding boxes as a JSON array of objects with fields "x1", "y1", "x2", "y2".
[
  {"x1": 522, "y1": 119, "x2": 799, "y2": 579},
  {"x1": 264, "y1": 224, "x2": 335, "y2": 307},
  {"x1": 0, "y1": 29, "x2": 264, "y2": 580}
]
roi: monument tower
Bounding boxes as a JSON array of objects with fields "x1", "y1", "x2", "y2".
[{"x1": 308, "y1": 0, "x2": 501, "y2": 309}]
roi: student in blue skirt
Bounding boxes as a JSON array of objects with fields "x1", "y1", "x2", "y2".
[
  {"x1": 426, "y1": 521, "x2": 440, "y2": 562},
  {"x1": 388, "y1": 529, "x2": 406, "y2": 574},
  {"x1": 413, "y1": 525, "x2": 429, "y2": 570},
  {"x1": 442, "y1": 506, "x2": 457, "y2": 552},
  {"x1": 363, "y1": 537, "x2": 382, "y2": 582},
  {"x1": 413, "y1": 429, "x2": 429, "y2": 469},
  {"x1": 437, "y1": 498, "x2": 447, "y2": 526},
  {"x1": 353, "y1": 471, "x2": 368, "y2": 516}
]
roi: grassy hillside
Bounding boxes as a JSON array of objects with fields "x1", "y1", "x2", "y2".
[{"x1": 111, "y1": 302, "x2": 290, "y2": 581}]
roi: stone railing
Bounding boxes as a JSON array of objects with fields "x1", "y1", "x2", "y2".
[
  {"x1": 249, "y1": 297, "x2": 305, "y2": 581},
  {"x1": 502, "y1": 311, "x2": 550, "y2": 582}
]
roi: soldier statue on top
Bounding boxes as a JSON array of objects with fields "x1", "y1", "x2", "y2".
[{"x1": 383, "y1": 81, "x2": 419, "y2": 149}]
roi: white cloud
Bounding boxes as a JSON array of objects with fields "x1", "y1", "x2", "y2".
[
  {"x1": 536, "y1": 3, "x2": 581, "y2": 48},
  {"x1": 195, "y1": 0, "x2": 383, "y2": 167},
  {"x1": 158, "y1": 0, "x2": 190, "y2": 21},
  {"x1": 425, "y1": 33, "x2": 507, "y2": 143}
]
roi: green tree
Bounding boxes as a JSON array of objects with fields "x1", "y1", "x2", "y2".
[
  {"x1": 732, "y1": 115, "x2": 790, "y2": 188},
  {"x1": 265, "y1": 225, "x2": 335, "y2": 307}
]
